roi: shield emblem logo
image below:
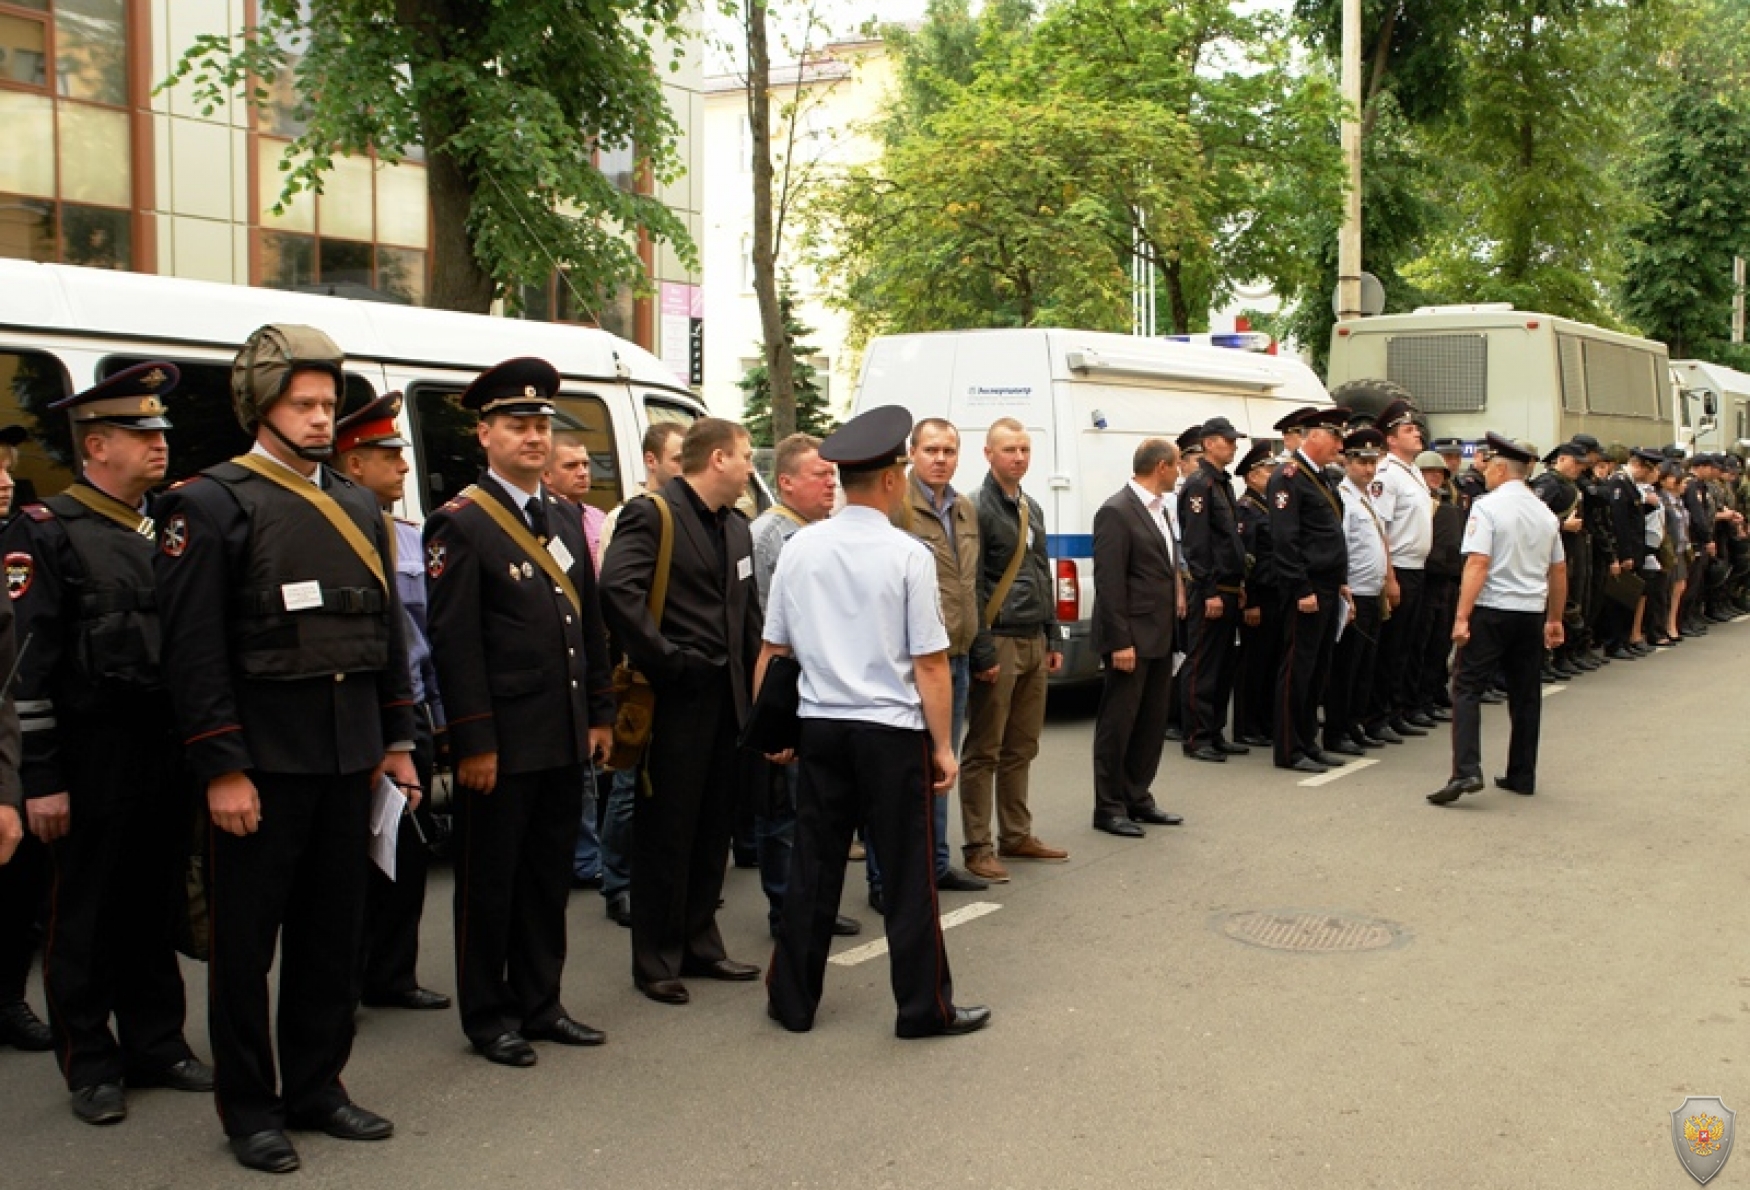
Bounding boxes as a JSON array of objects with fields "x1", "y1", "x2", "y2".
[{"x1": 1673, "y1": 1096, "x2": 1736, "y2": 1184}]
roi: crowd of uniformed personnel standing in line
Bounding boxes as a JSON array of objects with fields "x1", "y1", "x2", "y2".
[{"x1": 1, "y1": 323, "x2": 1747, "y2": 1176}]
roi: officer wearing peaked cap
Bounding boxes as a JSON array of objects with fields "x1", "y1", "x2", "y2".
[
  {"x1": 333, "y1": 393, "x2": 452, "y2": 1016},
  {"x1": 761, "y1": 405, "x2": 989, "y2": 1039},
  {"x1": 2, "y1": 362, "x2": 212, "y2": 1126},
  {"x1": 1178, "y1": 416, "x2": 1248, "y2": 761},
  {"x1": 1428, "y1": 433, "x2": 1565, "y2": 806},
  {"x1": 423, "y1": 357, "x2": 615, "y2": 1067},
  {"x1": 153, "y1": 324, "x2": 418, "y2": 1173},
  {"x1": 1233, "y1": 443, "x2": 1281, "y2": 747},
  {"x1": 1267, "y1": 406, "x2": 1351, "y2": 773}
]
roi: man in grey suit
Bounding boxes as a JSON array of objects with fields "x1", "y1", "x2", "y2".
[{"x1": 1090, "y1": 439, "x2": 1187, "y2": 838}]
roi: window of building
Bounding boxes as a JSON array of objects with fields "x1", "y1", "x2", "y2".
[
  {"x1": 257, "y1": 140, "x2": 430, "y2": 305},
  {"x1": 0, "y1": 0, "x2": 133, "y2": 270}
]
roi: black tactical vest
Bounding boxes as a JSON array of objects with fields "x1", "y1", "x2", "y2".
[
  {"x1": 47, "y1": 493, "x2": 162, "y2": 706},
  {"x1": 206, "y1": 462, "x2": 389, "y2": 680}
]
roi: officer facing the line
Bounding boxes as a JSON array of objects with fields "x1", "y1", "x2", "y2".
[{"x1": 5, "y1": 363, "x2": 213, "y2": 1125}]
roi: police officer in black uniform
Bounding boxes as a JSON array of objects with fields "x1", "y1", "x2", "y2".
[
  {"x1": 4, "y1": 363, "x2": 212, "y2": 1125},
  {"x1": 154, "y1": 324, "x2": 418, "y2": 1175},
  {"x1": 1267, "y1": 406, "x2": 1352, "y2": 774},
  {"x1": 423, "y1": 359, "x2": 616, "y2": 1068},
  {"x1": 1177, "y1": 416, "x2": 1249, "y2": 762},
  {"x1": 1530, "y1": 442, "x2": 1589, "y2": 677},
  {"x1": 333, "y1": 394, "x2": 451, "y2": 1015},
  {"x1": 1233, "y1": 443, "x2": 1279, "y2": 747}
]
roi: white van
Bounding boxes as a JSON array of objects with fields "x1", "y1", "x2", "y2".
[
  {"x1": 0, "y1": 260, "x2": 711, "y2": 520},
  {"x1": 1670, "y1": 358, "x2": 1750, "y2": 455},
  {"x1": 852, "y1": 328, "x2": 1334, "y2": 684},
  {"x1": 1325, "y1": 304, "x2": 1676, "y2": 453}
]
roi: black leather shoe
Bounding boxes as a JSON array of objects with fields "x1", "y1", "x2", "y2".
[
  {"x1": 1426, "y1": 776, "x2": 1485, "y2": 805},
  {"x1": 363, "y1": 986, "x2": 450, "y2": 1011},
  {"x1": 525, "y1": 1016, "x2": 606, "y2": 1046},
  {"x1": 636, "y1": 979, "x2": 691, "y2": 1005},
  {"x1": 71, "y1": 1082, "x2": 126, "y2": 1125},
  {"x1": 1494, "y1": 776, "x2": 1535, "y2": 796},
  {"x1": 1130, "y1": 808, "x2": 1182, "y2": 826},
  {"x1": 936, "y1": 867, "x2": 989, "y2": 892},
  {"x1": 1426, "y1": 706, "x2": 1454, "y2": 722},
  {"x1": 475, "y1": 1031, "x2": 537, "y2": 1067},
  {"x1": 604, "y1": 892, "x2": 632, "y2": 928},
  {"x1": 1184, "y1": 746, "x2": 1227, "y2": 763},
  {"x1": 681, "y1": 958, "x2": 760, "y2": 982},
  {"x1": 1324, "y1": 740, "x2": 1365, "y2": 757},
  {"x1": 1606, "y1": 646, "x2": 1637, "y2": 660},
  {"x1": 289, "y1": 1102, "x2": 393, "y2": 1141},
  {"x1": 130, "y1": 1056, "x2": 215, "y2": 1092},
  {"x1": 0, "y1": 999, "x2": 53, "y2": 1051},
  {"x1": 230, "y1": 1129, "x2": 301, "y2": 1174},
  {"x1": 1481, "y1": 688, "x2": 1508, "y2": 703},
  {"x1": 1214, "y1": 739, "x2": 1251, "y2": 755},
  {"x1": 1282, "y1": 756, "x2": 1328, "y2": 774},
  {"x1": 1307, "y1": 750, "x2": 1347, "y2": 767},
  {"x1": 1372, "y1": 725, "x2": 1404, "y2": 745},
  {"x1": 1388, "y1": 717, "x2": 1428, "y2": 737},
  {"x1": 1163, "y1": 724, "x2": 1185, "y2": 742},
  {"x1": 898, "y1": 1005, "x2": 992, "y2": 1039},
  {"x1": 832, "y1": 914, "x2": 862, "y2": 936},
  {"x1": 1093, "y1": 815, "x2": 1145, "y2": 838},
  {"x1": 1404, "y1": 711, "x2": 1438, "y2": 729},
  {"x1": 1354, "y1": 732, "x2": 1387, "y2": 749},
  {"x1": 1237, "y1": 733, "x2": 1273, "y2": 748}
]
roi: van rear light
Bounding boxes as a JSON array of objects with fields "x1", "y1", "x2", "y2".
[{"x1": 1055, "y1": 560, "x2": 1079, "y2": 622}]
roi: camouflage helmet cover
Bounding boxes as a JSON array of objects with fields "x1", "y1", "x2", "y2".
[{"x1": 231, "y1": 323, "x2": 345, "y2": 433}]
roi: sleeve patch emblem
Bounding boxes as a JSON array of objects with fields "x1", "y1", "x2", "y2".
[
  {"x1": 427, "y1": 540, "x2": 448, "y2": 579},
  {"x1": 5, "y1": 553, "x2": 31, "y2": 600},
  {"x1": 1369, "y1": 480, "x2": 1384, "y2": 498},
  {"x1": 1273, "y1": 491, "x2": 1290, "y2": 509},
  {"x1": 1188, "y1": 495, "x2": 1203, "y2": 513},
  {"x1": 159, "y1": 513, "x2": 188, "y2": 558}
]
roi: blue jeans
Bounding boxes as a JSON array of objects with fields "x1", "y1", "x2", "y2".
[
  {"x1": 868, "y1": 654, "x2": 969, "y2": 894},
  {"x1": 598, "y1": 766, "x2": 636, "y2": 899},
  {"x1": 572, "y1": 763, "x2": 601, "y2": 880},
  {"x1": 756, "y1": 765, "x2": 798, "y2": 932}
]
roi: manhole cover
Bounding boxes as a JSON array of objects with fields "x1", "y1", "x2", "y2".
[{"x1": 1218, "y1": 909, "x2": 1404, "y2": 953}]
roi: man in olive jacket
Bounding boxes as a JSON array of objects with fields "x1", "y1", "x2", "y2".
[{"x1": 960, "y1": 418, "x2": 1068, "y2": 884}]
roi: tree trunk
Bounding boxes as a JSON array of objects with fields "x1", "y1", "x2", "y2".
[
  {"x1": 400, "y1": 0, "x2": 495, "y2": 313},
  {"x1": 745, "y1": 1, "x2": 796, "y2": 440},
  {"x1": 1162, "y1": 255, "x2": 1191, "y2": 335}
]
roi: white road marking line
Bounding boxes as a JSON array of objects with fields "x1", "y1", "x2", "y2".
[
  {"x1": 1542, "y1": 685, "x2": 1568, "y2": 698},
  {"x1": 828, "y1": 900, "x2": 1003, "y2": 967},
  {"x1": 1297, "y1": 757, "x2": 1379, "y2": 787}
]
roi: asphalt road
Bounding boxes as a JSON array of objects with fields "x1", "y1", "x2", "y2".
[{"x1": 4, "y1": 627, "x2": 1748, "y2": 1188}]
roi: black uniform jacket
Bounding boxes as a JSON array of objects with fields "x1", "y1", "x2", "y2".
[
  {"x1": 423, "y1": 473, "x2": 614, "y2": 774},
  {"x1": 153, "y1": 462, "x2": 416, "y2": 781},
  {"x1": 4, "y1": 482, "x2": 166, "y2": 801},
  {"x1": 1090, "y1": 484, "x2": 1177, "y2": 660},
  {"x1": 1266, "y1": 451, "x2": 1348, "y2": 600},
  {"x1": 0, "y1": 585, "x2": 20, "y2": 811},
  {"x1": 1179, "y1": 459, "x2": 1246, "y2": 595},
  {"x1": 1605, "y1": 470, "x2": 1650, "y2": 565},
  {"x1": 598, "y1": 475, "x2": 761, "y2": 726},
  {"x1": 1238, "y1": 488, "x2": 1276, "y2": 600}
]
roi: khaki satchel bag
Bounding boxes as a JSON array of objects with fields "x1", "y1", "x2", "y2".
[{"x1": 606, "y1": 495, "x2": 673, "y2": 771}]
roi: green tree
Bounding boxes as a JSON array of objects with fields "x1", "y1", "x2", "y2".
[
  {"x1": 880, "y1": 0, "x2": 1035, "y2": 140},
  {"x1": 1019, "y1": 0, "x2": 1346, "y2": 333},
  {"x1": 738, "y1": 285, "x2": 836, "y2": 448},
  {"x1": 809, "y1": 89, "x2": 1206, "y2": 346},
  {"x1": 1619, "y1": 2, "x2": 1750, "y2": 362},
  {"x1": 166, "y1": 1, "x2": 696, "y2": 313}
]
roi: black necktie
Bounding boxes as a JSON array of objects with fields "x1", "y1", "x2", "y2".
[{"x1": 527, "y1": 497, "x2": 549, "y2": 542}]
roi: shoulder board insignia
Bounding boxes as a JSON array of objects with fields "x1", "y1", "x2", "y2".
[
  {"x1": 1281, "y1": 460, "x2": 1298, "y2": 476},
  {"x1": 21, "y1": 504, "x2": 52, "y2": 522},
  {"x1": 440, "y1": 496, "x2": 473, "y2": 513},
  {"x1": 168, "y1": 476, "x2": 201, "y2": 491}
]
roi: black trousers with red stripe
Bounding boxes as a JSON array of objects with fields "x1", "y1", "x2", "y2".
[
  {"x1": 1274, "y1": 580, "x2": 1341, "y2": 766},
  {"x1": 43, "y1": 718, "x2": 193, "y2": 1091},
  {"x1": 208, "y1": 771, "x2": 370, "y2": 1138},
  {"x1": 768, "y1": 719, "x2": 955, "y2": 1038}
]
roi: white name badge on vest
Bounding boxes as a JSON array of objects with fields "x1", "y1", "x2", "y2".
[
  {"x1": 281, "y1": 580, "x2": 324, "y2": 612},
  {"x1": 736, "y1": 555, "x2": 752, "y2": 582},
  {"x1": 546, "y1": 536, "x2": 575, "y2": 574}
]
